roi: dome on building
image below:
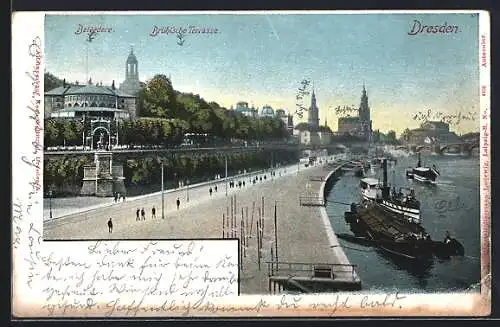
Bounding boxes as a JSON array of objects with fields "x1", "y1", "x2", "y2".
[
  {"x1": 127, "y1": 48, "x2": 138, "y2": 64},
  {"x1": 260, "y1": 105, "x2": 274, "y2": 117},
  {"x1": 275, "y1": 108, "x2": 286, "y2": 117},
  {"x1": 236, "y1": 101, "x2": 249, "y2": 109}
]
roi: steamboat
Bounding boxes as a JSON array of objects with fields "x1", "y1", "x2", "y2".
[
  {"x1": 343, "y1": 159, "x2": 464, "y2": 261},
  {"x1": 406, "y1": 152, "x2": 440, "y2": 184},
  {"x1": 360, "y1": 160, "x2": 420, "y2": 223}
]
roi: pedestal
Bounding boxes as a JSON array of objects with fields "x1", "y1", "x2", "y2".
[{"x1": 80, "y1": 150, "x2": 126, "y2": 197}]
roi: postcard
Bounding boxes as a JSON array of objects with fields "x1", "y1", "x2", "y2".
[{"x1": 12, "y1": 10, "x2": 491, "y2": 317}]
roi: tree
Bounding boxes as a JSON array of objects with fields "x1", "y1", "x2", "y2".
[
  {"x1": 139, "y1": 75, "x2": 177, "y2": 118},
  {"x1": 387, "y1": 130, "x2": 396, "y2": 141},
  {"x1": 44, "y1": 72, "x2": 64, "y2": 91},
  {"x1": 373, "y1": 129, "x2": 381, "y2": 143}
]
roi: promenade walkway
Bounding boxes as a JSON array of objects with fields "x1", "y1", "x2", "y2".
[
  {"x1": 43, "y1": 156, "x2": 360, "y2": 293},
  {"x1": 43, "y1": 159, "x2": 328, "y2": 240}
]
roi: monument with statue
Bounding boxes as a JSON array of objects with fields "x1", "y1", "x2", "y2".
[{"x1": 80, "y1": 118, "x2": 126, "y2": 197}]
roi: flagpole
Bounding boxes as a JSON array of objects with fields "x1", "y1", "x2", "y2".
[{"x1": 86, "y1": 39, "x2": 89, "y2": 85}]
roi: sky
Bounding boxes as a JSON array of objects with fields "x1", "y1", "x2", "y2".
[{"x1": 45, "y1": 12, "x2": 481, "y2": 135}]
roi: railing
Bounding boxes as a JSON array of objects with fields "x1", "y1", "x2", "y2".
[
  {"x1": 299, "y1": 196, "x2": 325, "y2": 206},
  {"x1": 309, "y1": 176, "x2": 325, "y2": 181},
  {"x1": 266, "y1": 261, "x2": 358, "y2": 282}
]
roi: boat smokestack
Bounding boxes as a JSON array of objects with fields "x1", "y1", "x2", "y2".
[
  {"x1": 417, "y1": 151, "x2": 421, "y2": 167},
  {"x1": 382, "y1": 158, "x2": 389, "y2": 199}
]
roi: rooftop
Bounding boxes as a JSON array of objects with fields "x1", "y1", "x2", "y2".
[
  {"x1": 56, "y1": 106, "x2": 129, "y2": 113},
  {"x1": 65, "y1": 84, "x2": 116, "y2": 96},
  {"x1": 45, "y1": 85, "x2": 83, "y2": 96},
  {"x1": 45, "y1": 83, "x2": 135, "y2": 97},
  {"x1": 339, "y1": 116, "x2": 360, "y2": 122}
]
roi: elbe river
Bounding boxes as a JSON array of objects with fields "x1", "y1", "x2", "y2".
[{"x1": 326, "y1": 154, "x2": 481, "y2": 293}]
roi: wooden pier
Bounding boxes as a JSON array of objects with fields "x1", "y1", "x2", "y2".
[{"x1": 267, "y1": 261, "x2": 360, "y2": 294}]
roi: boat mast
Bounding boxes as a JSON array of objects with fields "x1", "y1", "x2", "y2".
[{"x1": 417, "y1": 151, "x2": 421, "y2": 167}]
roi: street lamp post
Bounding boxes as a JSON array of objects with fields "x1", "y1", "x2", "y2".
[
  {"x1": 48, "y1": 189, "x2": 53, "y2": 219},
  {"x1": 225, "y1": 156, "x2": 228, "y2": 196},
  {"x1": 186, "y1": 179, "x2": 190, "y2": 203},
  {"x1": 161, "y1": 162, "x2": 165, "y2": 219}
]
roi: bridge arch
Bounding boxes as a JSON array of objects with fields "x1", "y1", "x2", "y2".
[
  {"x1": 415, "y1": 145, "x2": 431, "y2": 153},
  {"x1": 439, "y1": 143, "x2": 462, "y2": 153}
]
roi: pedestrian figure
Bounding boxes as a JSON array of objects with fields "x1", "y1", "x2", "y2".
[
  {"x1": 136, "y1": 208, "x2": 140, "y2": 221},
  {"x1": 108, "y1": 218, "x2": 113, "y2": 233},
  {"x1": 122, "y1": 194, "x2": 126, "y2": 202},
  {"x1": 264, "y1": 175, "x2": 267, "y2": 180},
  {"x1": 209, "y1": 187, "x2": 213, "y2": 196},
  {"x1": 152, "y1": 206, "x2": 156, "y2": 219},
  {"x1": 243, "y1": 181, "x2": 245, "y2": 187},
  {"x1": 215, "y1": 185, "x2": 218, "y2": 192},
  {"x1": 141, "y1": 208, "x2": 145, "y2": 220},
  {"x1": 114, "y1": 193, "x2": 118, "y2": 203},
  {"x1": 176, "y1": 198, "x2": 180, "y2": 210}
]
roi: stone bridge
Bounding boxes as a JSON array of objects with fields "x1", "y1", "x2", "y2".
[{"x1": 410, "y1": 140, "x2": 479, "y2": 155}]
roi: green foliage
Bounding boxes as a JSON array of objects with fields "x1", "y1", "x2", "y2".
[
  {"x1": 43, "y1": 156, "x2": 91, "y2": 194},
  {"x1": 45, "y1": 71, "x2": 289, "y2": 146},
  {"x1": 44, "y1": 118, "x2": 84, "y2": 147},
  {"x1": 44, "y1": 72, "x2": 64, "y2": 91},
  {"x1": 387, "y1": 130, "x2": 397, "y2": 140},
  {"x1": 44, "y1": 150, "x2": 298, "y2": 196},
  {"x1": 139, "y1": 75, "x2": 178, "y2": 118}
]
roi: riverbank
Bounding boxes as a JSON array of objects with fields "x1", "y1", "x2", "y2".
[{"x1": 43, "y1": 155, "x2": 360, "y2": 293}]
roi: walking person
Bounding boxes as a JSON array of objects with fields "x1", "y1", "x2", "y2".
[
  {"x1": 136, "y1": 208, "x2": 140, "y2": 221},
  {"x1": 152, "y1": 206, "x2": 156, "y2": 219},
  {"x1": 209, "y1": 187, "x2": 213, "y2": 197},
  {"x1": 214, "y1": 185, "x2": 217, "y2": 192},
  {"x1": 108, "y1": 218, "x2": 113, "y2": 233},
  {"x1": 114, "y1": 193, "x2": 118, "y2": 203},
  {"x1": 176, "y1": 198, "x2": 180, "y2": 210},
  {"x1": 141, "y1": 207, "x2": 145, "y2": 220}
]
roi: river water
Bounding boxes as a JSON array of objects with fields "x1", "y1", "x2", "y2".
[{"x1": 326, "y1": 153, "x2": 481, "y2": 293}]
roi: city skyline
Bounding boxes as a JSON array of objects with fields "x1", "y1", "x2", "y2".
[{"x1": 45, "y1": 13, "x2": 480, "y2": 135}]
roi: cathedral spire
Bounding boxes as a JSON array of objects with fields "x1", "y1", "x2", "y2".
[{"x1": 308, "y1": 80, "x2": 319, "y2": 130}]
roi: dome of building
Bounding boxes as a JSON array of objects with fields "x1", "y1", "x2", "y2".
[
  {"x1": 275, "y1": 108, "x2": 286, "y2": 117},
  {"x1": 260, "y1": 105, "x2": 274, "y2": 117},
  {"x1": 127, "y1": 48, "x2": 138, "y2": 64}
]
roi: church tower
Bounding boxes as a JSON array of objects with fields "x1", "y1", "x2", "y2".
[
  {"x1": 359, "y1": 82, "x2": 370, "y2": 122},
  {"x1": 126, "y1": 47, "x2": 138, "y2": 81},
  {"x1": 358, "y1": 82, "x2": 372, "y2": 139},
  {"x1": 308, "y1": 83, "x2": 320, "y2": 130},
  {"x1": 119, "y1": 46, "x2": 141, "y2": 96}
]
